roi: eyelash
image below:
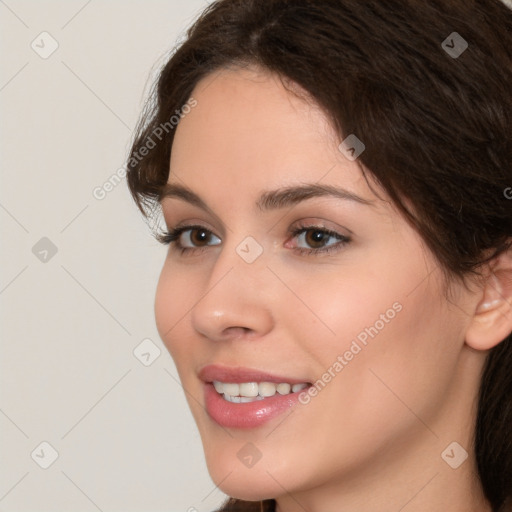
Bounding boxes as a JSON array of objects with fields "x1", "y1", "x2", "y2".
[{"x1": 157, "y1": 223, "x2": 351, "y2": 256}]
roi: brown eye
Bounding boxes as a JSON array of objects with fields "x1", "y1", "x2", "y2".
[
  {"x1": 290, "y1": 225, "x2": 351, "y2": 255},
  {"x1": 159, "y1": 224, "x2": 222, "y2": 251},
  {"x1": 187, "y1": 228, "x2": 211, "y2": 246},
  {"x1": 304, "y1": 229, "x2": 330, "y2": 248},
  {"x1": 178, "y1": 227, "x2": 221, "y2": 248}
]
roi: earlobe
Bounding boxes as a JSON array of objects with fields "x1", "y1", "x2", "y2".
[{"x1": 465, "y1": 248, "x2": 512, "y2": 351}]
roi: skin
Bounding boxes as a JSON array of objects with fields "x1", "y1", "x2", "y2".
[{"x1": 154, "y1": 65, "x2": 512, "y2": 512}]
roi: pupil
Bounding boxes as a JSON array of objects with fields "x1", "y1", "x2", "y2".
[
  {"x1": 307, "y1": 229, "x2": 325, "y2": 248},
  {"x1": 193, "y1": 229, "x2": 208, "y2": 245}
]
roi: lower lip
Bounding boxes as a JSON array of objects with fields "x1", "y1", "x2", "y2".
[{"x1": 204, "y1": 383, "x2": 305, "y2": 429}]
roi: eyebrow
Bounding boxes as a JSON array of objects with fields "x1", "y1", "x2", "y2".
[{"x1": 158, "y1": 182, "x2": 375, "y2": 214}]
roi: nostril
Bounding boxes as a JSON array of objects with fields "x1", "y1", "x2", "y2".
[{"x1": 222, "y1": 326, "x2": 253, "y2": 338}]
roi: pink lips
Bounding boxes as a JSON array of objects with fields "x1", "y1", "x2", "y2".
[{"x1": 199, "y1": 364, "x2": 310, "y2": 429}]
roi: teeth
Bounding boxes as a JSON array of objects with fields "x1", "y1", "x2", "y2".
[
  {"x1": 223, "y1": 393, "x2": 265, "y2": 403},
  {"x1": 276, "y1": 383, "x2": 291, "y2": 395},
  {"x1": 240, "y1": 396, "x2": 263, "y2": 403},
  {"x1": 222, "y1": 383, "x2": 240, "y2": 396},
  {"x1": 259, "y1": 382, "x2": 276, "y2": 397},
  {"x1": 239, "y1": 382, "x2": 259, "y2": 397},
  {"x1": 223, "y1": 394, "x2": 240, "y2": 403},
  {"x1": 212, "y1": 380, "x2": 309, "y2": 401}
]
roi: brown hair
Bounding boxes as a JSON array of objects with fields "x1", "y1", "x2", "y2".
[{"x1": 126, "y1": 1, "x2": 512, "y2": 510}]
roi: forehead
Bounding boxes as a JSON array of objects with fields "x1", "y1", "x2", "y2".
[{"x1": 168, "y1": 66, "x2": 373, "y2": 201}]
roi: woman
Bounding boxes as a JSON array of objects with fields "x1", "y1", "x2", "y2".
[{"x1": 126, "y1": 0, "x2": 512, "y2": 510}]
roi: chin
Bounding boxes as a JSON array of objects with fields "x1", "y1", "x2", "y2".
[
  {"x1": 201, "y1": 440, "x2": 309, "y2": 502},
  {"x1": 206, "y1": 460, "x2": 282, "y2": 502}
]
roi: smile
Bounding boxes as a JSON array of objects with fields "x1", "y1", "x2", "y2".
[
  {"x1": 199, "y1": 365, "x2": 312, "y2": 428},
  {"x1": 213, "y1": 381, "x2": 309, "y2": 403}
]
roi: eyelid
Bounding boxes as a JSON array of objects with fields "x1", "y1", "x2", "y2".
[
  {"x1": 157, "y1": 223, "x2": 220, "y2": 246},
  {"x1": 287, "y1": 217, "x2": 352, "y2": 238},
  {"x1": 289, "y1": 216, "x2": 354, "y2": 236},
  {"x1": 162, "y1": 217, "x2": 223, "y2": 239},
  {"x1": 285, "y1": 222, "x2": 351, "y2": 252},
  {"x1": 171, "y1": 218, "x2": 220, "y2": 233}
]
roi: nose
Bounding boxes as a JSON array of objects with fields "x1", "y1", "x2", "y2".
[{"x1": 190, "y1": 244, "x2": 275, "y2": 343}]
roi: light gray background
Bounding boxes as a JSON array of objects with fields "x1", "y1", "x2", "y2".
[
  {"x1": 2, "y1": 1, "x2": 512, "y2": 512},
  {"x1": 0, "y1": 1, "x2": 226, "y2": 511}
]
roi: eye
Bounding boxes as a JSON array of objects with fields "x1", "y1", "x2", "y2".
[
  {"x1": 158, "y1": 224, "x2": 221, "y2": 254},
  {"x1": 158, "y1": 223, "x2": 351, "y2": 257},
  {"x1": 287, "y1": 225, "x2": 351, "y2": 255}
]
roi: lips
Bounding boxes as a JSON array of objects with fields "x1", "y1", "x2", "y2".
[
  {"x1": 198, "y1": 364, "x2": 310, "y2": 385},
  {"x1": 199, "y1": 364, "x2": 312, "y2": 429}
]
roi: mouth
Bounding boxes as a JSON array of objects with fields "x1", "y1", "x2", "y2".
[
  {"x1": 199, "y1": 364, "x2": 312, "y2": 429},
  {"x1": 212, "y1": 380, "x2": 309, "y2": 402}
]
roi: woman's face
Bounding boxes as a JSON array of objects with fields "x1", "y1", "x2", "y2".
[{"x1": 155, "y1": 66, "x2": 478, "y2": 502}]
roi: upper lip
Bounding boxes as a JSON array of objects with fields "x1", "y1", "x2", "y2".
[{"x1": 198, "y1": 364, "x2": 311, "y2": 385}]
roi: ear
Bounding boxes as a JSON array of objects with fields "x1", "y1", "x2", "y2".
[{"x1": 465, "y1": 245, "x2": 512, "y2": 351}]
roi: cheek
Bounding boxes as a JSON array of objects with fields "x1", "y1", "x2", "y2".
[
  {"x1": 154, "y1": 266, "x2": 175, "y2": 350},
  {"x1": 279, "y1": 245, "x2": 460, "y2": 427},
  {"x1": 270, "y1": 257, "x2": 411, "y2": 368},
  {"x1": 280, "y1": 236, "x2": 439, "y2": 363},
  {"x1": 154, "y1": 262, "x2": 197, "y2": 362},
  {"x1": 154, "y1": 264, "x2": 209, "y2": 428}
]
